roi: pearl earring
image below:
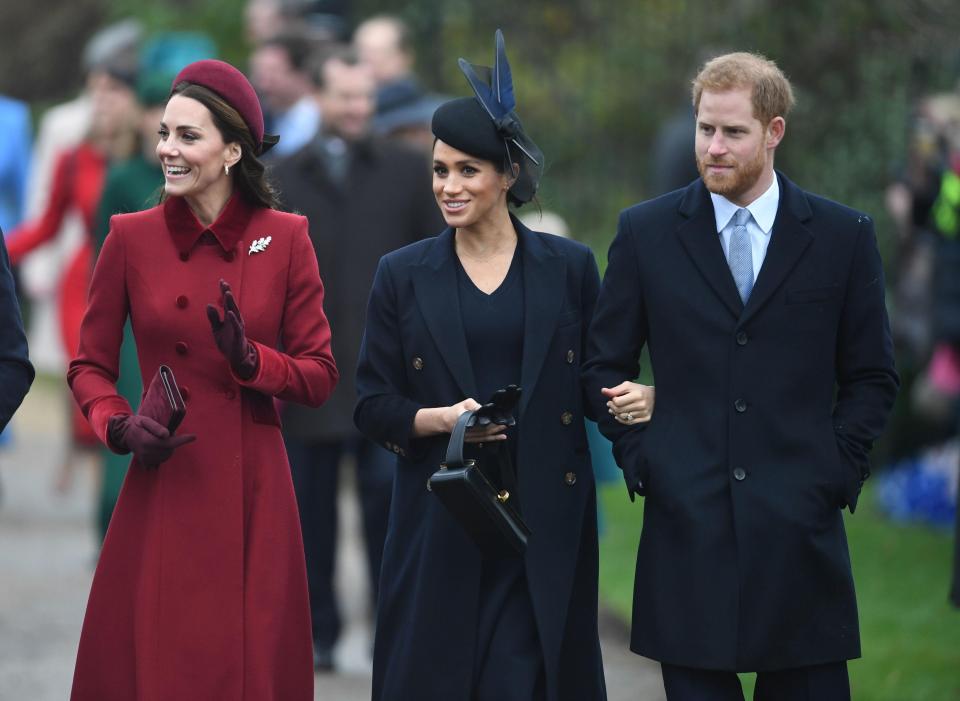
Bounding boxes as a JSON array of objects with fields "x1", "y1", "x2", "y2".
[{"x1": 225, "y1": 164, "x2": 230, "y2": 176}]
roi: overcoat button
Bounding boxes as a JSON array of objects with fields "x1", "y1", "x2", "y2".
[
  {"x1": 392, "y1": 445, "x2": 401, "y2": 454},
  {"x1": 564, "y1": 471, "x2": 577, "y2": 486},
  {"x1": 560, "y1": 411, "x2": 573, "y2": 425},
  {"x1": 736, "y1": 331, "x2": 748, "y2": 346},
  {"x1": 733, "y1": 467, "x2": 746, "y2": 481},
  {"x1": 176, "y1": 295, "x2": 189, "y2": 309},
  {"x1": 175, "y1": 341, "x2": 189, "y2": 355},
  {"x1": 180, "y1": 386, "x2": 191, "y2": 402},
  {"x1": 412, "y1": 356, "x2": 424, "y2": 371},
  {"x1": 734, "y1": 398, "x2": 747, "y2": 413},
  {"x1": 179, "y1": 251, "x2": 190, "y2": 262},
  {"x1": 566, "y1": 349, "x2": 575, "y2": 364}
]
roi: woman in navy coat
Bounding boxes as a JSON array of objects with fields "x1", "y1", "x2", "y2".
[{"x1": 355, "y1": 32, "x2": 651, "y2": 701}]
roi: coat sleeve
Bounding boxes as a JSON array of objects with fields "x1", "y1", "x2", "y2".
[
  {"x1": 0, "y1": 232, "x2": 34, "y2": 431},
  {"x1": 832, "y1": 215, "x2": 900, "y2": 512},
  {"x1": 233, "y1": 217, "x2": 338, "y2": 407},
  {"x1": 579, "y1": 247, "x2": 601, "y2": 421},
  {"x1": 581, "y1": 210, "x2": 650, "y2": 499},
  {"x1": 6, "y1": 150, "x2": 73, "y2": 265},
  {"x1": 354, "y1": 255, "x2": 425, "y2": 454},
  {"x1": 67, "y1": 218, "x2": 133, "y2": 448}
]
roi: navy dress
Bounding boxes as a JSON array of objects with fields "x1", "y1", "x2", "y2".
[{"x1": 457, "y1": 248, "x2": 546, "y2": 699}]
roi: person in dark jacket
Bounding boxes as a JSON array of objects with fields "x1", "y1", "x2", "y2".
[
  {"x1": 355, "y1": 31, "x2": 652, "y2": 701},
  {"x1": 583, "y1": 52, "x2": 899, "y2": 701},
  {"x1": 271, "y1": 46, "x2": 443, "y2": 670},
  {"x1": 0, "y1": 230, "x2": 34, "y2": 433}
]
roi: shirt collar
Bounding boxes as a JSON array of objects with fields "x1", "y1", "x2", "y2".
[
  {"x1": 164, "y1": 193, "x2": 255, "y2": 254},
  {"x1": 710, "y1": 174, "x2": 780, "y2": 235}
]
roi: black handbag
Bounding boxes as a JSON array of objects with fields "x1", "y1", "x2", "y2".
[{"x1": 429, "y1": 408, "x2": 530, "y2": 556}]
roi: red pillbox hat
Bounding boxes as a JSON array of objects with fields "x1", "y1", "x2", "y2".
[{"x1": 172, "y1": 59, "x2": 264, "y2": 149}]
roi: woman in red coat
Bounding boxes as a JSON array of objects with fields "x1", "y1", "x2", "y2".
[{"x1": 67, "y1": 59, "x2": 338, "y2": 701}]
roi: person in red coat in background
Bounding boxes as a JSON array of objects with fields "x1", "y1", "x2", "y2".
[
  {"x1": 8, "y1": 61, "x2": 138, "y2": 456},
  {"x1": 67, "y1": 59, "x2": 338, "y2": 701}
]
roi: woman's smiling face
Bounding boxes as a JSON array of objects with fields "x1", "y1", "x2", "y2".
[{"x1": 432, "y1": 140, "x2": 512, "y2": 229}]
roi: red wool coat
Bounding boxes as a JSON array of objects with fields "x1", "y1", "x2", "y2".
[{"x1": 67, "y1": 194, "x2": 337, "y2": 700}]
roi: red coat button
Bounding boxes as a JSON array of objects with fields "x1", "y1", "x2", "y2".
[
  {"x1": 179, "y1": 251, "x2": 190, "y2": 262},
  {"x1": 176, "y1": 295, "x2": 188, "y2": 309},
  {"x1": 175, "y1": 341, "x2": 188, "y2": 355}
]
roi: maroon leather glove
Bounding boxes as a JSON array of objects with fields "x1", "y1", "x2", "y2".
[
  {"x1": 206, "y1": 279, "x2": 258, "y2": 379},
  {"x1": 108, "y1": 414, "x2": 196, "y2": 469}
]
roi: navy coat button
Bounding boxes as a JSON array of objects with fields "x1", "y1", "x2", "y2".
[
  {"x1": 179, "y1": 251, "x2": 190, "y2": 262},
  {"x1": 175, "y1": 341, "x2": 188, "y2": 355},
  {"x1": 564, "y1": 471, "x2": 577, "y2": 486},
  {"x1": 566, "y1": 349, "x2": 575, "y2": 363},
  {"x1": 176, "y1": 295, "x2": 189, "y2": 309},
  {"x1": 392, "y1": 445, "x2": 401, "y2": 454},
  {"x1": 736, "y1": 331, "x2": 748, "y2": 346},
  {"x1": 733, "y1": 467, "x2": 746, "y2": 481},
  {"x1": 560, "y1": 411, "x2": 573, "y2": 425},
  {"x1": 412, "y1": 356, "x2": 424, "y2": 371},
  {"x1": 734, "y1": 398, "x2": 747, "y2": 413}
]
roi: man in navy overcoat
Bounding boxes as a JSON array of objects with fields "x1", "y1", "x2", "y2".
[
  {"x1": 0, "y1": 229, "x2": 33, "y2": 433},
  {"x1": 583, "y1": 53, "x2": 899, "y2": 700}
]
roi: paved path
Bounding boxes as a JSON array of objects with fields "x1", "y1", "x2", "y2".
[{"x1": 0, "y1": 378, "x2": 663, "y2": 700}]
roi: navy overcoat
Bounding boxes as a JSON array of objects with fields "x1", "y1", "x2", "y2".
[
  {"x1": 355, "y1": 220, "x2": 607, "y2": 700},
  {"x1": 0, "y1": 229, "x2": 33, "y2": 431},
  {"x1": 583, "y1": 173, "x2": 899, "y2": 672}
]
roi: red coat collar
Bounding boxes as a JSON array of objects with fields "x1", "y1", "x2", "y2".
[{"x1": 164, "y1": 194, "x2": 255, "y2": 254}]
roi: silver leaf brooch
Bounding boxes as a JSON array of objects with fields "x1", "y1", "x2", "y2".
[{"x1": 248, "y1": 236, "x2": 272, "y2": 255}]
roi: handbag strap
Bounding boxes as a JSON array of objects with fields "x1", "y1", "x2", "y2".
[{"x1": 444, "y1": 409, "x2": 476, "y2": 468}]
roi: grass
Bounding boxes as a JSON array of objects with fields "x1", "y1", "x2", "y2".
[{"x1": 598, "y1": 482, "x2": 960, "y2": 700}]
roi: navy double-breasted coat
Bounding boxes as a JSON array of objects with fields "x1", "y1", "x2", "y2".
[
  {"x1": 582, "y1": 173, "x2": 899, "y2": 672},
  {"x1": 355, "y1": 221, "x2": 607, "y2": 700}
]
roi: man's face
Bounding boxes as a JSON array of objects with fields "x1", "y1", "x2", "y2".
[
  {"x1": 250, "y1": 45, "x2": 307, "y2": 113},
  {"x1": 695, "y1": 87, "x2": 784, "y2": 206},
  {"x1": 354, "y1": 20, "x2": 412, "y2": 85},
  {"x1": 317, "y1": 60, "x2": 376, "y2": 142}
]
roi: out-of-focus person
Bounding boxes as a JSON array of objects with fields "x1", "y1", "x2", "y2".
[
  {"x1": 7, "y1": 50, "x2": 140, "y2": 492},
  {"x1": 0, "y1": 96, "x2": 32, "y2": 236},
  {"x1": 250, "y1": 30, "x2": 322, "y2": 158},
  {"x1": 353, "y1": 14, "x2": 445, "y2": 151},
  {"x1": 20, "y1": 19, "x2": 142, "y2": 375},
  {"x1": 68, "y1": 59, "x2": 337, "y2": 700},
  {"x1": 271, "y1": 45, "x2": 443, "y2": 671}
]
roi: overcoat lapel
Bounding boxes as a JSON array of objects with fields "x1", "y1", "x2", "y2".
[
  {"x1": 675, "y1": 180, "x2": 743, "y2": 318},
  {"x1": 516, "y1": 220, "x2": 565, "y2": 417},
  {"x1": 740, "y1": 173, "x2": 813, "y2": 324},
  {"x1": 411, "y1": 228, "x2": 479, "y2": 400}
]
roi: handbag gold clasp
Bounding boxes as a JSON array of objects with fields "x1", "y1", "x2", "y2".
[{"x1": 497, "y1": 490, "x2": 510, "y2": 503}]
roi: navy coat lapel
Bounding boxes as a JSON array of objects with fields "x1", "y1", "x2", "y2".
[
  {"x1": 516, "y1": 219, "x2": 565, "y2": 417},
  {"x1": 741, "y1": 173, "x2": 813, "y2": 324},
  {"x1": 675, "y1": 179, "x2": 743, "y2": 318},
  {"x1": 411, "y1": 228, "x2": 479, "y2": 400}
]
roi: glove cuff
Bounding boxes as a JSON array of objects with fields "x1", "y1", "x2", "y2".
[
  {"x1": 107, "y1": 414, "x2": 133, "y2": 454},
  {"x1": 233, "y1": 342, "x2": 259, "y2": 380}
]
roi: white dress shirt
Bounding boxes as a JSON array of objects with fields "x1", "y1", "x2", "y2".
[{"x1": 711, "y1": 175, "x2": 780, "y2": 283}]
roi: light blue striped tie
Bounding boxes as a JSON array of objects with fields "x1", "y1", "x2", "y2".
[{"x1": 728, "y1": 208, "x2": 753, "y2": 303}]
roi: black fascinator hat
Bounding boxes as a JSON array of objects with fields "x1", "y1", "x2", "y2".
[{"x1": 432, "y1": 29, "x2": 543, "y2": 205}]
